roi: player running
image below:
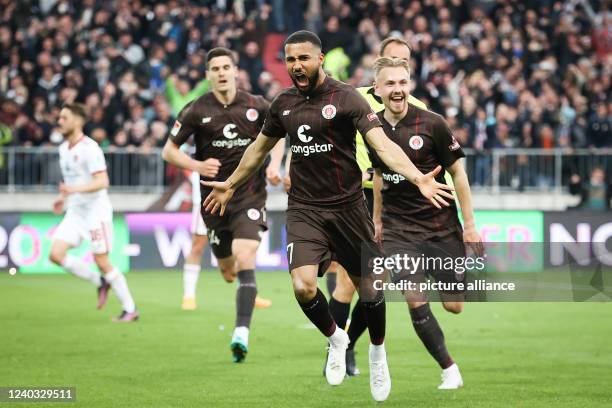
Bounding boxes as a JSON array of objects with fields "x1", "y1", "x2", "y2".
[
  {"x1": 49, "y1": 103, "x2": 138, "y2": 322},
  {"x1": 181, "y1": 166, "x2": 274, "y2": 311},
  {"x1": 370, "y1": 57, "x2": 484, "y2": 389},
  {"x1": 325, "y1": 35, "x2": 430, "y2": 376},
  {"x1": 202, "y1": 31, "x2": 454, "y2": 401},
  {"x1": 162, "y1": 47, "x2": 283, "y2": 363}
]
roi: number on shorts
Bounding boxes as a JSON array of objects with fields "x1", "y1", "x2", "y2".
[
  {"x1": 286, "y1": 242, "x2": 294, "y2": 264},
  {"x1": 209, "y1": 230, "x2": 221, "y2": 246},
  {"x1": 90, "y1": 229, "x2": 102, "y2": 241}
]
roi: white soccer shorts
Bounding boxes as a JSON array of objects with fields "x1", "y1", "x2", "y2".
[{"x1": 53, "y1": 200, "x2": 113, "y2": 254}]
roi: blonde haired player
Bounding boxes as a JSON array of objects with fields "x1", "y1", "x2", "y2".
[{"x1": 49, "y1": 103, "x2": 138, "y2": 322}]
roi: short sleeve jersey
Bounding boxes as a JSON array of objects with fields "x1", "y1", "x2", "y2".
[
  {"x1": 261, "y1": 76, "x2": 382, "y2": 209},
  {"x1": 59, "y1": 136, "x2": 109, "y2": 208},
  {"x1": 369, "y1": 104, "x2": 465, "y2": 232},
  {"x1": 169, "y1": 90, "x2": 270, "y2": 212}
]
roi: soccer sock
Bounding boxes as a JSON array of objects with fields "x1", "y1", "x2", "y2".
[
  {"x1": 369, "y1": 343, "x2": 387, "y2": 362},
  {"x1": 62, "y1": 255, "x2": 101, "y2": 287},
  {"x1": 233, "y1": 326, "x2": 250, "y2": 346},
  {"x1": 328, "y1": 297, "x2": 350, "y2": 330},
  {"x1": 183, "y1": 263, "x2": 201, "y2": 298},
  {"x1": 360, "y1": 291, "x2": 386, "y2": 346},
  {"x1": 236, "y1": 269, "x2": 257, "y2": 328},
  {"x1": 297, "y1": 288, "x2": 336, "y2": 337},
  {"x1": 105, "y1": 268, "x2": 136, "y2": 313},
  {"x1": 326, "y1": 271, "x2": 337, "y2": 297},
  {"x1": 409, "y1": 303, "x2": 454, "y2": 369},
  {"x1": 347, "y1": 302, "x2": 368, "y2": 350}
]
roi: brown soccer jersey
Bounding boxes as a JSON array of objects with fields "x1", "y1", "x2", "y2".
[
  {"x1": 369, "y1": 104, "x2": 466, "y2": 233},
  {"x1": 261, "y1": 76, "x2": 382, "y2": 209},
  {"x1": 169, "y1": 90, "x2": 269, "y2": 213}
]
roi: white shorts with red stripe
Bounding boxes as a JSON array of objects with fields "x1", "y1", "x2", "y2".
[{"x1": 53, "y1": 198, "x2": 113, "y2": 254}]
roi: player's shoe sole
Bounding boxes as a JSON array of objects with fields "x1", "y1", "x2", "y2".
[
  {"x1": 254, "y1": 296, "x2": 272, "y2": 309},
  {"x1": 230, "y1": 341, "x2": 248, "y2": 363},
  {"x1": 181, "y1": 297, "x2": 197, "y2": 310},
  {"x1": 96, "y1": 278, "x2": 111, "y2": 310}
]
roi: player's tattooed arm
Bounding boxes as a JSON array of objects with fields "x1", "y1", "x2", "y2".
[
  {"x1": 373, "y1": 169, "x2": 384, "y2": 243},
  {"x1": 161, "y1": 140, "x2": 221, "y2": 178},
  {"x1": 446, "y1": 159, "x2": 484, "y2": 256},
  {"x1": 202, "y1": 133, "x2": 280, "y2": 215},
  {"x1": 364, "y1": 127, "x2": 454, "y2": 209},
  {"x1": 60, "y1": 171, "x2": 109, "y2": 195}
]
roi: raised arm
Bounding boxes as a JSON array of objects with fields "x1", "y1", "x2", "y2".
[
  {"x1": 202, "y1": 133, "x2": 280, "y2": 215},
  {"x1": 364, "y1": 127, "x2": 454, "y2": 209}
]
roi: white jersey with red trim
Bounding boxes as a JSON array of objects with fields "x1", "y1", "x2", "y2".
[{"x1": 59, "y1": 136, "x2": 110, "y2": 208}]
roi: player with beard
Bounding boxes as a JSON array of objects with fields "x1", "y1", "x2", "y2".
[
  {"x1": 162, "y1": 47, "x2": 284, "y2": 363},
  {"x1": 49, "y1": 103, "x2": 138, "y2": 322},
  {"x1": 201, "y1": 31, "x2": 454, "y2": 402},
  {"x1": 370, "y1": 57, "x2": 483, "y2": 389}
]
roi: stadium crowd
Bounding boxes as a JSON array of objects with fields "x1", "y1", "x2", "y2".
[{"x1": 0, "y1": 0, "x2": 610, "y2": 185}]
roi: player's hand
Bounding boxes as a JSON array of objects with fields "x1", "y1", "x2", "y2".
[
  {"x1": 201, "y1": 180, "x2": 235, "y2": 216},
  {"x1": 416, "y1": 166, "x2": 455, "y2": 209},
  {"x1": 52, "y1": 197, "x2": 64, "y2": 215},
  {"x1": 59, "y1": 183, "x2": 75, "y2": 196},
  {"x1": 266, "y1": 165, "x2": 282, "y2": 186},
  {"x1": 283, "y1": 175, "x2": 291, "y2": 192},
  {"x1": 194, "y1": 158, "x2": 221, "y2": 178},
  {"x1": 463, "y1": 225, "x2": 484, "y2": 257},
  {"x1": 374, "y1": 219, "x2": 384, "y2": 244}
]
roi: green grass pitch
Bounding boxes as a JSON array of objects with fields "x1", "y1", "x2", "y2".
[{"x1": 1, "y1": 271, "x2": 611, "y2": 407}]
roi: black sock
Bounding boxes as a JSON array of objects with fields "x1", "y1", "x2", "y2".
[
  {"x1": 326, "y1": 272, "x2": 337, "y2": 297},
  {"x1": 328, "y1": 297, "x2": 350, "y2": 330},
  {"x1": 410, "y1": 303, "x2": 453, "y2": 369},
  {"x1": 360, "y1": 291, "x2": 386, "y2": 345},
  {"x1": 347, "y1": 302, "x2": 368, "y2": 350},
  {"x1": 297, "y1": 288, "x2": 336, "y2": 337},
  {"x1": 235, "y1": 269, "x2": 257, "y2": 328}
]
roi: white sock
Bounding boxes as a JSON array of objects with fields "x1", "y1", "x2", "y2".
[
  {"x1": 183, "y1": 263, "x2": 201, "y2": 298},
  {"x1": 105, "y1": 268, "x2": 136, "y2": 313},
  {"x1": 233, "y1": 326, "x2": 249, "y2": 346},
  {"x1": 369, "y1": 343, "x2": 386, "y2": 362},
  {"x1": 62, "y1": 255, "x2": 101, "y2": 287},
  {"x1": 328, "y1": 326, "x2": 346, "y2": 348}
]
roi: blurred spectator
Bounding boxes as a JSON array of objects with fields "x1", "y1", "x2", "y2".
[{"x1": 569, "y1": 167, "x2": 611, "y2": 210}]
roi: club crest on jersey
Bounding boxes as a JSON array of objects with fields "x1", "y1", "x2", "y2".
[
  {"x1": 171, "y1": 121, "x2": 182, "y2": 136},
  {"x1": 409, "y1": 135, "x2": 424, "y2": 150},
  {"x1": 246, "y1": 108, "x2": 259, "y2": 122},
  {"x1": 449, "y1": 136, "x2": 461, "y2": 151},
  {"x1": 247, "y1": 208, "x2": 260, "y2": 221},
  {"x1": 321, "y1": 104, "x2": 337, "y2": 120},
  {"x1": 367, "y1": 112, "x2": 378, "y2": 122}
]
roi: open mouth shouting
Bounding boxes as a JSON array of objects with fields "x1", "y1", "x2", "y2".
[
  {"x1": 293, "y1": 71, "x2": 310, "y2": 89},
  {"x1": 389, "y1": 93, "x2": 406, "y2": 111}
]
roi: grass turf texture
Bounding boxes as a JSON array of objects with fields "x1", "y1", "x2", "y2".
[{"x1": 1, "y1": 271, "x2": 611, "y2": 407}]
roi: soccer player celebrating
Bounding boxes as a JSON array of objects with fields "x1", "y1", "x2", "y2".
[
  {"x1": 181, "y1": 164, "x2": 274, "y2": 312},
  {"x1": 369, "y1": 57, "x2": 483, "y2": 389},
  {"x1": 327, "y1": 36, "x2": 430, "y2": 376},
  {"x1": 162, "y1": 47, "x2": 282, "y2": 363},
  {"x1": 202, "y1": 31, "x2": 454, "y2": 401},
  {"x1": 49, "y1": 103, "x2": 138, "y2": 322}
]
